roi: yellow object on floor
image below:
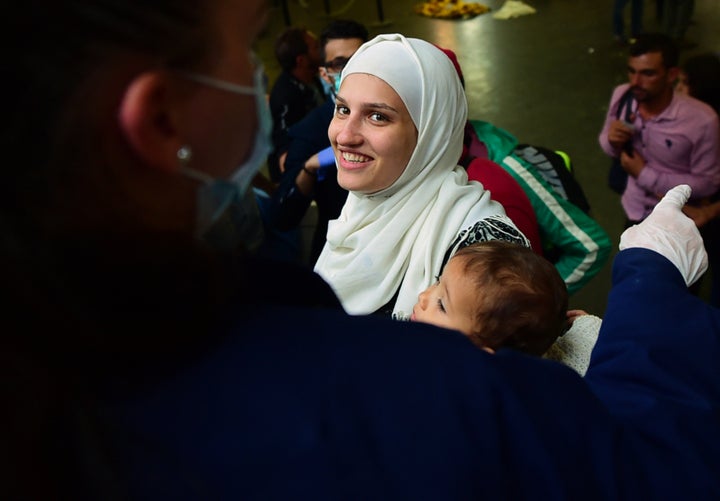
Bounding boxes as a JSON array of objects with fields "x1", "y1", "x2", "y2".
[{"x1": 414, "y1": 0, "x2": 490, "y2": 20}]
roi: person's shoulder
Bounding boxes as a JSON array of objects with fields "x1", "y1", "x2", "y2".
[
  {"x1": 269, "y1": 71, "x2": 302, "y2": 99},
  {"x1": 610, "y1": 83, "x2": 631, "y2": 101},
  {"x1": 467, "y1": 119, "x2": 518, "y2": 158},
  {"x1": 674, "y1": 92, "x2": 720, "y2": 124},
  {"x1": 269, "y1": 70, "x2": 291, "y2": 90},
  {"x1": 231, "y1": 302, "x2": 498, "y2": 375}
]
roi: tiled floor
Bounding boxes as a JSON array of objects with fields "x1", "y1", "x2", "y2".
[{"x1": 257, "y1": 0, "x2": 720, "y2": 315}]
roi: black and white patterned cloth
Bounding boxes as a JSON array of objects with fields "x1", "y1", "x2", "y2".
[{"x1": 441, "y1": 215, "x2": 531, "y2": 271}]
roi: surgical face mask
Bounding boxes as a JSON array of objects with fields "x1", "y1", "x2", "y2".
[
  {"x1": 333, "y1": 73, "x2": 342, "y2": 94},
  {"x1": 324, "y1": 72, "x2": 342, "y2": 98},
  {"x1": 177, "y1": 53, "x2": 273, "y2": 238},
  {"x1": 320, "y1": 75, "x2": 334, "y2": 98}
]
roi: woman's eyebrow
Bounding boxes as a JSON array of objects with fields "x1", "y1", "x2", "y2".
[
  {"x1": 335, "y1": 96, "x2": 398, "y2": 113},
  {"x1": 363, "y1": 102, "x2": 399, "y2": 113}
]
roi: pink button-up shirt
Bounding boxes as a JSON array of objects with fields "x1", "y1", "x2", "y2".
[{"x1": 599, "y1": 83, "x2": 720, "y2": 221}]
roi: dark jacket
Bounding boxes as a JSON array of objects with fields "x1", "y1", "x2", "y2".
[
  {"x1": 267, "y1": 98, "x2": 348, "y2": 264},
  {"x1": 267, "y1": 71, "x2": 325, "y2": 182},
  {"x1": 58, "y1": 249, "x2": 720, "y2": 500}
]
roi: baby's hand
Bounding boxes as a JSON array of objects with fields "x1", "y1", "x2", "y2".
[{"x1": 566, "y1": 309, "x2": 588, "y2": 325}]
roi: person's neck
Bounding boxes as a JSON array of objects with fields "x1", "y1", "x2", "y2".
[
  {"x1": 638, "y1": 89, "x2": 674, "y2": 119},
  {"x1": 292, "y1": 65, "x2": 317, "y2": 86}
]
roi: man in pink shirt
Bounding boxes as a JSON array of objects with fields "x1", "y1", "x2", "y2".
[{"x1": 599, "y1": 33, "x2": 720, "y2": 225}]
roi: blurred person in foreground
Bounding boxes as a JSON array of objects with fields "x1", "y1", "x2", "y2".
[{"x1": 3, "y1": 2, "x2": 720, "y2": 498}]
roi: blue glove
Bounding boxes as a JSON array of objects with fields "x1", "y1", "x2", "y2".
[{"x1": 316, "y1": 146, "x2": 335, "y2": 182}]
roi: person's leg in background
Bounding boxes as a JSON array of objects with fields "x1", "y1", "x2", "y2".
[
  {"x1": 613, "y1": 0, "x2": 630, "y2": 44},
  {"x1": 662, "y1": 0, "x2": 678, "y2": 37},
  {"x1": 629, "y1": 0, "x2": 644, "y2": 39},
  {"x1": 663, "y1": 0, "x2": 695, "y2": 46},
  {"x1": 675, "y1": 0, "x2": 694, "y2": 41}
]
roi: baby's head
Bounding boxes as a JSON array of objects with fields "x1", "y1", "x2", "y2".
[{"x1": 411, "y1": 241, "x2": 568, "y2": 355}]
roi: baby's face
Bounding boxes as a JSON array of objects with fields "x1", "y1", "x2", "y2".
[{"x1": 411, "y1": 257, "x2": 477, "y2": 336}]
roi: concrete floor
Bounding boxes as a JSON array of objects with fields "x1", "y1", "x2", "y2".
[{"x1": 257, "y1": 0, "x2": 720, "y2": 315}]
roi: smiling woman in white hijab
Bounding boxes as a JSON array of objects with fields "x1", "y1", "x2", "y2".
[{"x1": 314, "y1": 34, "x2": 529, "y2": 316}]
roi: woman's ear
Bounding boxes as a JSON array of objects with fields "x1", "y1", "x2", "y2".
[{"x1": 118, "y1": 71, "x2": 185, "y2": 173}]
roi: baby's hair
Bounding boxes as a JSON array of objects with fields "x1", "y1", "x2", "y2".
[{"x1": 452, "y1": 241, "x2": 568, "y2": 355}]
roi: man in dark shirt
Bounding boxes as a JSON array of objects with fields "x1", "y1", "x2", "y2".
[{"x1": 267, "y1": 27, "x2": 325, "y2": 182}]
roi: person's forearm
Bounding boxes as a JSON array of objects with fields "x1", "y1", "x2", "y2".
[{"x1": 295, "y1": 163, "x2": 317, "y2": 197}]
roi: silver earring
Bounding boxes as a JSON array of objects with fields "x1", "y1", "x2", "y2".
[{"x1": 177, "y1": 145, "x2": 193, "y2": 164}]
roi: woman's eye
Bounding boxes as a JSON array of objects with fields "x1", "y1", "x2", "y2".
[
  {"x1": 369, "y1": 112, "x2": 387, "y2": 122},
  {"x1": 335, "y1": 105, "x2": 349, "y2": 116},
  {"x1": 436, "y1": 298, "x2": 446, "y2": 313}
]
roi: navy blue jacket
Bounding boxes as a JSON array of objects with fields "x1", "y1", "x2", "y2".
[{"x1": 66, "y1": 249, "x2": 720, "y2": 499}]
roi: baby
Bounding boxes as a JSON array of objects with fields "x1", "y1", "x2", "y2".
[{"x1": 411, "y1": 240, "x2": 569, "y2": 356}]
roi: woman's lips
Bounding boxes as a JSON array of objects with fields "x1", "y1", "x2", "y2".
[{"x1": 338, "y1": 150, "x2": 372, "y2": 169}]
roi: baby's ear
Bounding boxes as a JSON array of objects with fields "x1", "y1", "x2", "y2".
[{"x1": 118, "y1": 71, "x2": 184, "y2": 173}]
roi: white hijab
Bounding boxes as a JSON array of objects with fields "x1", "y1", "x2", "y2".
[{"x1": 314, "y1": 34, "x2": 507, "y2": 316}]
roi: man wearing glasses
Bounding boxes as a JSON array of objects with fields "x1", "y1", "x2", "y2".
[{"x1": 265, "y1": 20, "x2": 368, "y2": 265}]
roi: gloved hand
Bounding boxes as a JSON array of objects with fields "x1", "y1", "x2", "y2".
[
  {"x1": 619, "y1": 184, "x2": 708, "y2": 286},
  {"x1": 316, "y1": 146, "x2": 336, "y2": 182}
]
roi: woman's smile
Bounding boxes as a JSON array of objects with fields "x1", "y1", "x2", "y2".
[{"x1": 338, "y1": 149, "x2": 374, "y2": 168}]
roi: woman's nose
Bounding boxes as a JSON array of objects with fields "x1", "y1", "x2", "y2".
[{"x1": 334, "y1": 117, "x2": 361, "y2": 146}]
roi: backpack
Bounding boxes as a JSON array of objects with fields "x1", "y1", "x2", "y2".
[{"x1": 514, "y1": 144, "x2": 591, "y2": 214}]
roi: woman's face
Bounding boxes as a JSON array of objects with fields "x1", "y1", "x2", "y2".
[{"x1": 329, "y1": 73, "x2": 418, "y2": 194}]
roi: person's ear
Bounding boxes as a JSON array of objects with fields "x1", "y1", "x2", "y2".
[
  {"x1": 118, "y1": 71, "x2": 185, "y2": 173},
  {"x1": 319, "y1": 66, "x2": 332, "y2": 85}
]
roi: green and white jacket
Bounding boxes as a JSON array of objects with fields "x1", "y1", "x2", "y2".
[{"x1": 470, "y1": 120, "x2": 611, "y2": 295}]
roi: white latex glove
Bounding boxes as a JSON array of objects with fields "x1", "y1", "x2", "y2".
[{"x1": 619, "y1": 185, "x2": 708, "y2": 287}]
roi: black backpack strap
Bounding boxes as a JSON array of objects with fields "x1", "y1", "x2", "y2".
[
  {"x1": 608, "y1": 88, "x2": 636, "y2": 194},
  {"x1": 615, "y1": 87, "x2": 636, "y2": 123}
]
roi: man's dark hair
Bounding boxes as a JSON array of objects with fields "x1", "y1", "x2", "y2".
[
  {"x1": 319, "y1": 20, "x2": 368, "y2": 61},
  {"x1": 629, "y1": 33, "x2": 679, "y2": 69},
  {"x1": 274, "y1": 27, "x2": 310, "y2": 72}
]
